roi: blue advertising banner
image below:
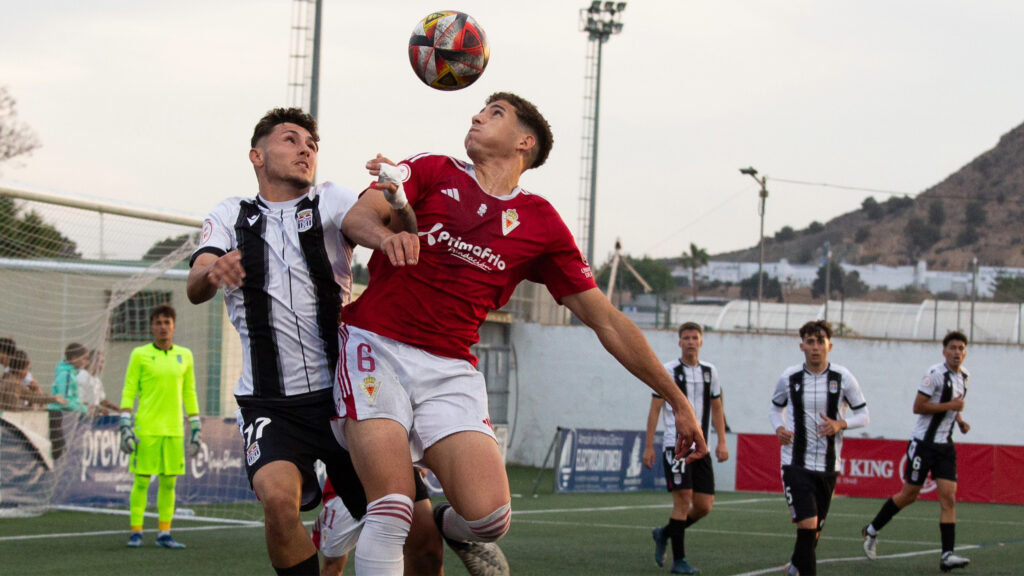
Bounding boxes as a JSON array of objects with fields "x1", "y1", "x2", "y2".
[
  {"x1": 555, "y1": 428, "x2": 667, "y2": 493},
  {"x1": 53, "y1": 415, "x2": 255, "y2": 507}
]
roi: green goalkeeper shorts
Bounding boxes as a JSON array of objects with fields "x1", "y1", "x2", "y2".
[{"x1": 129, "y1": 435, "x2": 186, "y2": 476}]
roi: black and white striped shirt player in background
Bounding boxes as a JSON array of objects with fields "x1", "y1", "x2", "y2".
[
  {"x1": 644, "y1": 321, "x2": 728, "y2": 575},
  {"x1": 861, "y1": 331, "x2": 972, "y2": 573},
  {"x1": 770, "y1": 320, "x2": 869, "y2": 576}
]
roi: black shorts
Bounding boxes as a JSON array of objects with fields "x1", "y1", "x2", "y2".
[
  {"x1": 236, "y1": 390, "x2": 366, "y2": 515},
  {"x1": 782, "y1": 465, "x2": 837, "y2": 525},
  {"x1": 904, "y1": 439, "x2": 957, "y2": 485},
  {"x1": 662, "y1": 447, "x2": 715, "y2": 494}
]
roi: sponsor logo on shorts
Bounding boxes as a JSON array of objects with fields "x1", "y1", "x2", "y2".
[
  {"x1": 296, "y1": 209, "x2": 314, "y2": 232},
  {"x1": 246, "y1": 442, "x2": 261, "y2": 466},
  {"x1": 361, "y1": 376, "x2": 380, "y2": 404},
  {"x1": 501, "y1": 209, "x2": 521, "y2": 236}
]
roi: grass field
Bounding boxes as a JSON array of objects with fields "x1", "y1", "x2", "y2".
[{"x1": 1, "y1": 465, "x2": 1021, "y2": 575}]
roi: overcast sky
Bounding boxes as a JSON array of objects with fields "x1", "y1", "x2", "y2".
[{"x1": 2, "y1": 0, "x2": 1022, "y2": 265}]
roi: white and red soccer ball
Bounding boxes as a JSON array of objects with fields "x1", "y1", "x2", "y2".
[{"x1": 408, "y1": 11, "x2": 489, "y2": 91}]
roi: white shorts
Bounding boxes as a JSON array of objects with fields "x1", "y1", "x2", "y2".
[
  {"x1": 311, "y1": 494, "x2": 362, "y2": 559},
  {"x1": 334, "y1": 325, "x2": 496, "y2": 460}
]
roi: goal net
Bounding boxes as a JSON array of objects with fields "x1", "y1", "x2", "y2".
[{"x1": 0, "y1": 184, "x2": 257, "y2": 522}]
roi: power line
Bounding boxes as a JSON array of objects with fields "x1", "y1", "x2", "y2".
[{"x1": 770, "y1": 177, "x2": 913, "y2": 197}]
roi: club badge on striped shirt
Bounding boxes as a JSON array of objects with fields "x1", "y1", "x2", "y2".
[
  {"x1": 829, "y1": 379, "x2": 839, "y2": 394},
  {"x1": 361, "y1": 376, "x2": 380, "y2": 404},
  {"x1": 296, "y1": 209, "x2": 314, "y2": 232}
]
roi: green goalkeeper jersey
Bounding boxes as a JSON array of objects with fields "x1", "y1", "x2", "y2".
[{"x1": 120, "y1": 343, "x2": 199, "y2": 437}]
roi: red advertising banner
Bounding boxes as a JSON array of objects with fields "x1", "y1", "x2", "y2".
[{"x1": 735, "y1": 433, "x2": 1024, "y2": 505}]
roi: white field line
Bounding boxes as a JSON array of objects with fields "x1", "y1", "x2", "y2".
[{"x1": 731, "y1": 544, "x2": 984, "y2": 576}]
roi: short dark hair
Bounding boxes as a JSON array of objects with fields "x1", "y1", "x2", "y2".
[
  {"x1": 8, "y1": 349, "x2": 29, "y2": 373},
  {"x1": 150, "y1": 304, "x2": 176, "y2": 323},
  {"x1": 678, "y1": 322, "x2": 703, "y2": 337},
  {"x1": 251, "y1": 107, "x2": 319, "y2": 148},
  {"x1": 486, "y1": 92, "x2": 553, "y2": 170},
  {"x1": 0, "y1": 337, "x2": 15, "y2": 357},
  {"x1": 799, "y1": 320, "x2": 833, "y2": 341},
  {"x1": 64, "y1": 342, "x2": 88, "y2": 361},
  {"x1": 943, "y1": 331, "x2": 968, "y2": 347}
]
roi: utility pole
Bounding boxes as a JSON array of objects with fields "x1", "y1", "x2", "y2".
[
  {"x1": 823, "y1": 241, "x2": 833, "y2": 321},
  {"x1": 740, "y1": 167, "x2": 768, "y2": 331},
  {"x1": 970, "y1": 256, "x2": 978, "y2": 341}
]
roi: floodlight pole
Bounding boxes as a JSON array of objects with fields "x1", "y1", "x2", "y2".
[
  {"x1": 970, "y1": 256, "x2": 978, "y2": 341},
  {"x1": 579, "y1": 2, "x2": 626, "y2": 266},
  {"x1": 740, "y1": 167, "x2": 768, "y2": 332}
]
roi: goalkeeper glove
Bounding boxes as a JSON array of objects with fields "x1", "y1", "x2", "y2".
[
  {"x1": 119, "y1": 413, "x2": 138, "y2": 455},
  {"x1": 188, "y1": 415, "x2": 202, "y2": 457}
]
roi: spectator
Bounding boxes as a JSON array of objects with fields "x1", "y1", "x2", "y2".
[
  {"x1": 78, "y1": 349, "x2": 119, "y2": 415},
  {"x1": 0, "y1": 350, "x2": 66, "y2": 411},
  {"x1": 48, "y1": 342, "x2": 90, "y2": 459}
]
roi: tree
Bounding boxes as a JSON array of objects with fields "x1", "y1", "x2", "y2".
[
  {"x1": 595, "y1": 254, "x2": 674, "y2": 296},
  {"x1": 0, "y1": 89, "x2": 73, "y2": 259},
  {"x1": 774, "y1": 226, "x2": 796, "y2": 242},
  {"x1": 0, "y1": 86, "x2": 40, "y2": 169},
  {"x1": 811, "y1": 261, "x2": 868, "y2": 299},
  {"x1": 0, "y1": 196, "x2": 79, "y2": 259},
  {"x1": 143, "y1": 233, "x2": 194, "y2": 260},
  {"x1": 679, "y1": 243, "x2": 709, "y2": 302},
  {"x1": 928, "y1": 201, "x2": 946, "y2": 227},
  {"x1": 906, "y1": 216, "x2": 940, "y2": 255},
  {"x1": 739, "y1": 272, "x2": 783, "y2": 301},
  {"x1": 992, "y1": 275, "x2": 1024, "y2": 302},
  {"x1": 861, "y1": 197, "x2": 883, "y2": 219},
  {"x1": 854, "y1": 226, "x2": 870, "y2": 243},
  {"x1": 806, "y1": 221, "x2": 825, "y2": 235}
]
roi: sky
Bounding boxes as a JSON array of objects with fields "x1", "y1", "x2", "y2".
[{"x1": 2, "y1": 0, "x2": 1023, "y2": 265}]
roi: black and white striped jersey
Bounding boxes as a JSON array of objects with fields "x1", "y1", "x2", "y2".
[
  {"x1": 771, "y1": 363, "x2": 868, "y2": 473},
  {"x1": 655, "y1": 359, "x2": 721, "y2": 448},
  {"x1": 190, "y1": 182, "x2": 357, "y2": 400},
  {"x1": 911, "y1": 362, "x2": 968, "y2": 444}
]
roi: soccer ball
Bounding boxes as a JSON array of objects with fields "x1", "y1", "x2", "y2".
[{"x1": 408, "y1": 11, "x2": 489, "y2": 91}]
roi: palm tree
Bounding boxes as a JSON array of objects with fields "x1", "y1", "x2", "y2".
[{"x1": 680, "y1": 243, "x2": 709, "y2": 302}]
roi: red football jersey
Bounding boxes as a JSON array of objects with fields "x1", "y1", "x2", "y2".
[{"x1": 342, "y1": 154, "x2": 596, "y2": 365}]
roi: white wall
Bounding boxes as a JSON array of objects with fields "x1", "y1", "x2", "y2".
[{"x1": 506, "y1": 323, "x2": 1019, "y2": 474}]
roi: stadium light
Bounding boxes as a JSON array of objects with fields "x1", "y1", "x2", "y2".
[
  {"x1": 578, "y1": 2, "x2": 626, "y2": 267},
  {"x1": 740, "y1": 166, "x2": 769, "y2": 332}
]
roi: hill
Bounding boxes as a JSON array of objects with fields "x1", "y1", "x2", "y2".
[{"x1": 715, "y1": 120, "x2": 1024, "y2": 270}]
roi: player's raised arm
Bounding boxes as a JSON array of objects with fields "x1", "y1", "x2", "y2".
[{"x1": 562, "y1": 287, "x2": 708, "y2": 462}]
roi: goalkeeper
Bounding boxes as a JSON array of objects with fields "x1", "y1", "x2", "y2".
[{"x1": 119, "y1": 304, "x2": 200, "y2": 549}]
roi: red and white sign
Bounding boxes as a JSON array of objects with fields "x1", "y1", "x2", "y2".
[{"x1": 736, "y1": 434, "x2": 1024, "y2": 504}]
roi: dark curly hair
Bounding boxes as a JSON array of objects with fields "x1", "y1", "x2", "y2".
[{"x1": 251, "y1": 107, "x2": 319, "y2": 148}]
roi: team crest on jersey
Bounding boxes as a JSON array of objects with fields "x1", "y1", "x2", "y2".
[
  {"x1": 296, "y1": 209, "x2": 314, "y2": 232},
  {"x1": 176, "y1": 355, "x2": 183, "y2": 364},
  {"x1": 201, "y1": 221, "x2": 213, "y2": 244},
  {"x1": 361, "y1": 376, "x2": 380, "y2": 404},
  {"x1": 794, "y1": 383, "x2": 801, "y2": 392},
  {"x1": 246, "y1": 442, "x2": 261, "y2": 465},
  {"x1": 829, "y1": 379, "x2": 838, "y2": 393},
  {"x1": 501, "y1": 209, "x2": 521, "y2": 236},
  {"x1": 703, "y1": 371, "x2": 711, "y2": 384}
]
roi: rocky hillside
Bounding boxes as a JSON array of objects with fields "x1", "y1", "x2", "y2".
[{"x1": 716, "y1": 121, "x2": 1024, "y2": 270}]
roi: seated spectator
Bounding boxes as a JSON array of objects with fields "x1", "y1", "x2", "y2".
[
  {"x1": 1, "y1": 336, "x2": 42, "y2": 392},
  {"x1": 78, "y1": 349, "x2": 119, "y2": 415},
  {"x1": 0, "y1": 350, "x2": 66, "y2": 411}
]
